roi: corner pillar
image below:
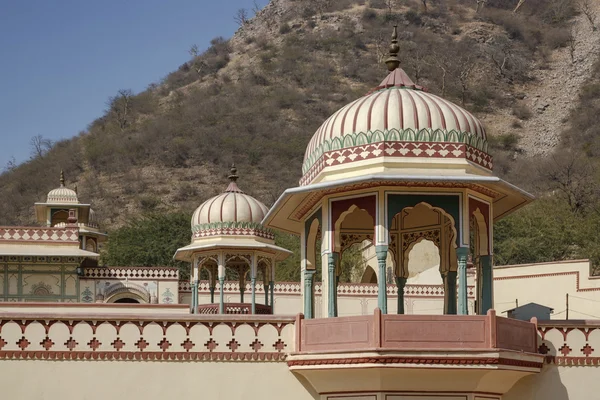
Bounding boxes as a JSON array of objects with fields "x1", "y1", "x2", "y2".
[
  {"x1": 327, "y1": 253, "x2": 339, "y2": 317},
  {"x1": 303, "y1": 269, "x2": 316, "y2": 319},
  {"x1": 376, "y1": 245, "x2": 388, "y2": 314},
  {"x1": 395, "y1": 276, "x2": 407, "y2": 314},
  {"x1": 479, "y1": 255, "x2": 493, "y2": 314},
  {"x1": 457, "y1": 247, "x2": 469, "y2": 315}
]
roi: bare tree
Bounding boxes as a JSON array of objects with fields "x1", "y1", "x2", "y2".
[
  {"x1": 234, "y1": 8, "x2": 249, "y2": 26},
  {"x1": 252, "y1": 0, "x2": 262, "y2": 15},
  {"x1": 188, "y1": 45, "x2": 208, "y2": 77},
  {"x1": 458, "y1": 55, "x2": 475, "y2": 106},
  {"x1": 311, "y1": 0, "x2": 332, "y2": 15},
  {"x1": 421, "y1": 0, "x2": 428, "y2": 12},
  {"x1": 579, "y1": 0, "x2": 597, "y2": 31},
  {"x1": 29, "y1": 135, "x2": 53, "y2": 159},
  {"x1": 4, "y1": 156, "x2": 17, "y2": 172},
  {"x1": 513, "y1": 0, "x2": 525, "y2": 13},
  {"x1": 476, "y1": 0, "x2": 487, "y2": 13},
  {"x1": 567, "y1": 26, "x2": 577, "y2": 64},
  {"x1": 384, "y1": 0, "x2": 398, "y2": 15},
  {"x1": 373, "y1": 32, "x2": 388, "y2": 65},
  {"x1": 107, "y1": 89, "x2": 134, "y2": 132}
]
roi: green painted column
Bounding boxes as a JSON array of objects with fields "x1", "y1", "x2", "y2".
[
  {"x1": 334, "y1": 275, "x2": 339, "y2": 317},
  {"x1": 269, "y1": 280, "x2": 275, "y2": 314},
  {"x1": 303, "y1": 270, "x2": 315, "y2": 319},
  {"x1": 209, "y1": 286, "x2": 215, "y2": 304},
  {"x1": 457, "y1": 247, "x2": 469, "y2": 315},
  {"x1": 219, "y1": 277, "x2": 225, "y2": 314},
  {"x1": 395, "y1": 276, "x2": 407, "y2": 314},
  {"x1": 240, "y1": 286, "x2": 245, "y2": 303},
  {"x1": 480, "y1": 255, "x2": 493, "y2": 315},
  {"x1": 191, "y1": 281, "x2": 198, "y2": 314},
  {"x1": 441, "y1": 271, "x2": 458, "y2": 315},
  {"x1": 327, "y1": 253, "x2": 338, "y2": 317},
  {"x1": 375, "y1": 245, "x2": 388, "y2": 314},
  {"x1": 264, "y1": 281, "x2": 269, "y2": 306},
  {"x1": 251, "y1": 277, "x2": 256, "y2": 314}
]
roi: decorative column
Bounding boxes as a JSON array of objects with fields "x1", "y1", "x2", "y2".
[
  {"x1": 304, "y1": 269, "x2": 315, "y2": 319},
  {"x1": 479, "y1": 255, "x2": 493, "y2": 315},
  {"x1": 251, "y1": 255, "x2": 257, "y2": 314},
  {"x1": 395, "y1": 276, "x2": 407, "y2": 314},
  {"x1": 264, "y1": 281, "x2": 269, "y2": 306},
  {"x1": 218, "y1": 253, "x2": 225, "y2": 314},
  {"x1": 239, "y1": 266, "x2": 246, "y2": 303},
  {"x1": 375, "y1": 245, "x2": 388, "y2": 314},
  {"x1": 327, "y1": 253, "x2": 338, "y2": 317},
  {"x1": 457, "y1": 247, "x2": 469, "y2": 315},
  {"x1": 191, "y1": 256, "x2": 200, "y2": 314},
  {"x1": 270, "y1": 259, "x2": 275, "y2": 313},
  {"x1": 269, "y1": 280, "x2": 275, "y2": 314},
  {"x1": 441, "y1": 271, "x2": 457, "y2": 314}
]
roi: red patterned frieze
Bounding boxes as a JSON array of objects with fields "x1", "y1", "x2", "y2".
[
  {"x1": 0, "y1": 227, "x2": 79, "y2": 243},
  {"x1": 0, "y1": 315, "x2": 294, "y2": 362},
  {"x1": 84, "y1": 267, "x2": 179, "y2": 280}
]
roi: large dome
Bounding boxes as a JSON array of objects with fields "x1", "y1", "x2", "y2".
[
  {"x1": 300, "y1": 44, "x2": 491, "y2": 186},
  {"x1": 190, "y1": 166, "x2": 268, "y2": 233}
]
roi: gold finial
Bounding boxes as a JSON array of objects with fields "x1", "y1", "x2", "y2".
[
  {"x1": 228, "y1": 163, "x2": 239, "y2": 182},
  {"x1": 60, "y1": 170, "x2": 65, "y2": 187},
  {"x1": 385, "y1": 25, "x2": 401, "y2": 72}
]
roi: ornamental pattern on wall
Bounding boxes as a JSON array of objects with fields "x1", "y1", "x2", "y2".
[{"x1": 0, "y1": 317, "x2": 293, "y2": 361}]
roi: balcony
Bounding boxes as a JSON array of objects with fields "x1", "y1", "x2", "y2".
[
  {"x1": 197, "y1": 303, "x2": 272, "y2": 314},
  {"x1": 288, "y1": 309, "x2": 544, "y2": 396}
]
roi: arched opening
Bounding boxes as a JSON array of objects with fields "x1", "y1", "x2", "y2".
[
  {"x1": 51, "y1": 209, "x2": 69, "y2": 226},
  {"x1": 114, "y1": 298, "x2": 139, "y2": 304},
  {"x1": 360, "y1": 265, "x2": 378, "y2": 284},
  {"x1": 390, "y1": 202, "x2": 458, "y2": 315}
]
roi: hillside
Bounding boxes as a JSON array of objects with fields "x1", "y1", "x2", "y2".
[{"x1": 2, "y1": 0, "x2": 600, "y2": 271}]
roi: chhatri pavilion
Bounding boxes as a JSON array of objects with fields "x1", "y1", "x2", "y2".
[
  {"x1": 264, "y1": 26, "x2": 532, "y2": 319},
  {"x1": 0, "y1": 26, "x2": 597, "y2": 400}
]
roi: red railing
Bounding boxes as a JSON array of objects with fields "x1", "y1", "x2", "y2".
[
  {"x1": 197, "y1": 303, "x2": 272, "y2": 315},
  {"x1": 296, "y1": 309, "x2": 538, "y2": 353}
]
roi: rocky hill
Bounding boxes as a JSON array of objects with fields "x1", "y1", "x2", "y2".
[{"x1": 1, "y1": 0, "x2": 599, "y2": 236}]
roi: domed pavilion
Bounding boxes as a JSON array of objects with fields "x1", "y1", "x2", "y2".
[
  {"x1": 175, "y1": 165, "x2": 292, "y2": 314},
  {"x1": 263, "y1": 26, "x2": 533, "y2": 318}
]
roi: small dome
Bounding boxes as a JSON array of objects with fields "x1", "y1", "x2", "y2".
[
  {"x1": 47, "y1": 171, "x2": 79, "y2": 204},
  {"x1": 191, "y1": 166, "x2": 268, "y2": 232}
]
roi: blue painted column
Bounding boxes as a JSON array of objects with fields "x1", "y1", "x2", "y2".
[
  {"x1": 395, "y1": 276, "x2": 406, "y2": 314},
  {"x1": 480, "y1": 255, "x2": 493, "y2": 314},
  {"x1": 375, "y1": 245, "x2": 388, "y2": 314},
  {"x1": 327, "y1": 253, "x2": 338, "y2": 317},
  {"x1": 457, "y1": 247, "x2": 469, "y2": 315},
  {"x1": 219, "y1": 277, "x2": 225, "y2": 314},
  {"x1": 303, "y1": 270, "x2": 315, "y2": 319},
  {"x1": 251, "y1": 277, "x2": 256, "y2": 314}
]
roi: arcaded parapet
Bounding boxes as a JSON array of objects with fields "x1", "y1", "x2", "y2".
[{"x1": 0, "y1": 313, "x2": 294, "y2": 361}]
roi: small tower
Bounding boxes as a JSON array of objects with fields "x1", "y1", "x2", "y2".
[{"x1": 175, "y1": 165, "x2": 291, "y2": 314}]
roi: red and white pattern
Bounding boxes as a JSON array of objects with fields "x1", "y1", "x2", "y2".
[
  {"x1": 0, "y1": 315, "x2": 293, "y2": 361},
  {"x1": 300, "y1": 142, "x2": 493, "y2": 186},
  {"x1": 84, "y1": 267, "x2": 179, "y2": 280},
  {"x1": 537, "y1": 322, "x2": 600, "y2": 365},
  {"x1": 0, "y1": 227, "x2": 79, "y2": 243},
  {"x1": 192, "y1": 227, "x2": 274, "y2": 240}
]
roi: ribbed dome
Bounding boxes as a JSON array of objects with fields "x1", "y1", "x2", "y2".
[
  {"x1": 304, "y1": 69, "x2": 486, "y2": 166},
  {"x1": 47, "y1": 187, "x2": 79, "y2": 204},
  {"x1": 190, "y1": 167, "x2": 268, "y2": 232},
  {"x1": 46, "y1": 170, "x2": 79, "y2": 204}
]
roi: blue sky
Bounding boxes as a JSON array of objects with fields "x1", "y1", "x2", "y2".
[{"x1": 0, "y1": 0, "x2": 268, "y2": 168}]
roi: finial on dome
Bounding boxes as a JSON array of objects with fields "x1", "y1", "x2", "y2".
[
  {"x1": 385, "y1": 25, "x2": 401, "y2": 72},
  {"x1": 60, "y1": 170, "x2": 65, "y2": 187},
  {"x1": 228, "y1": 163, "x2": 239, "y2": 183}
]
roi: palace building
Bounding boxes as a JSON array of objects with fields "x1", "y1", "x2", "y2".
[{"x1": 0, "y1": 27, "x2": 597, "y2": 400}]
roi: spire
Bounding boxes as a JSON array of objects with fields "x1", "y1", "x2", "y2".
[
  {"x1": 228, "y1": 163, "x2": 239, "y2": 183},
  {"x1": 385, "y1": 25, "x2": 401, "y2": 72},
  {"x1": 226, "y1": 163, "x2": 244, "y2": 193},
  {"x1": 59, "y1": 170, "x2": 65, "y2": 187}
]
